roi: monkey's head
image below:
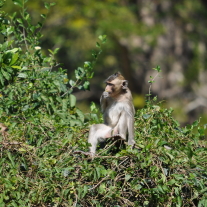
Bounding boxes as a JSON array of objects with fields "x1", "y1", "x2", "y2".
[{"x1": 104, "y1": 72, "x2": 128, "y2": 98}]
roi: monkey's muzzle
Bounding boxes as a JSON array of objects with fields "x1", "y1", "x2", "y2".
[{"x1": 103, "y1": 91, "x2": 110, "y2": 98}]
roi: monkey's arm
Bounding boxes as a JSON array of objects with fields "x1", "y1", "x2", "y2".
[{"x1": 100, "y1": 93, "x2": 108, "y2": 113}]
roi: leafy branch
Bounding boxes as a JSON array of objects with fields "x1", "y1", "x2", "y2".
[
  {"x1": 63, "y1": 34, "x2": 107, "y2": 96},
  {"x1": 147, "y1": 65, "x2": 161, "y2": 100}
]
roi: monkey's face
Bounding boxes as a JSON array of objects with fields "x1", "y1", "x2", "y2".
[{"x1": 104, "y1": 78, "x2": 127, "y2": 98}]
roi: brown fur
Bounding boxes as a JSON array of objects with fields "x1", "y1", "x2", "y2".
[{"x1": 88, "y1": 72, "x2": 135, "y2": 157}]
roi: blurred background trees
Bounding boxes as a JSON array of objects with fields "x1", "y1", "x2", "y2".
[{"x1": 3, "y1": 0, "x2": 207, "y2": 125}]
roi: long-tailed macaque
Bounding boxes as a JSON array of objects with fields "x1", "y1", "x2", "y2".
[{"x1": 88, "y1": 72, "x2": 135, "y2": 157}]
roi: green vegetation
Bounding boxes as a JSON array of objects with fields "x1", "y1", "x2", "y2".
[{"x1": 0, "y1": 1, "x2": 207, "y2": 206}]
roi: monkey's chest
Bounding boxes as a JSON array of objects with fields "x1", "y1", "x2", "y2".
[{"x1": 104, "y1": 102, "x2": 125, "y2": 126}]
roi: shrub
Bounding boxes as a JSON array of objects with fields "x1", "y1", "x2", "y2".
[{"x1": 0, "y1": 1, "x2": 206, "y2": 207}]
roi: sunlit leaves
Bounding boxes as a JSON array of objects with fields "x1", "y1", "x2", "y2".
[
  {"x1": 44, "y1": 2, "x2": 56, "y2": 10},
  {"x1": 98, "y1": 34, "x2": 107, "y2": 44},
  {"x1": 40, "y1": 14, "x2": 46, "y2": 19},
  {"x1": 69, "y1": 94, "x2": 76, "y2": 108},
  {"x1": 153, "y1": 65, "x2": 161, "y2": 72},
  {"x1": 143, "y1": 113, "x2": 151, "y2": 119},
  {"x1": 12, "y1": 0, "x2": 23, "y2": 7},
  {"x1": 83, "y1": 81, "x2": 90, "y2": 90},
  {"x1": 65, "y1": 35, "x2": 107, "y2": 93},
  {"x1": 76, "y1": 108, "x2": 84, "y2": 123},
  {"x1": 75, "y1": 67, "x2": 85, "y2": 80},
  {"x1": 17, "y1": 73, "x2": 27, "y2": 78}
]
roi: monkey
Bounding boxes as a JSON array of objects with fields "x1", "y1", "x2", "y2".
[{"x1": 87, "y1": 72, "x2": 135, "y2": 157}]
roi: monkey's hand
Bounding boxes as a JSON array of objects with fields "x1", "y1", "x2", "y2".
[{"x1": 103, "y1": 91, "x2": 109, "y2": 98}]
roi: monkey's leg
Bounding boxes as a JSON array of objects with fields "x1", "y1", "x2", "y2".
[
  {"x1": 88, "y1": 124, "x2": 112, "y2": 156},
  {"x1": 112, "y1": 112, "x2": 128, "y2": 140},
  {"x1": 127, "y1": 115, "x2": 135, "y2": 146},
  {"x1": 115, "y1": 111, "x2": 135, "y2": 146}
]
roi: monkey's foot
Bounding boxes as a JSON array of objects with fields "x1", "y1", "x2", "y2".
[
  {"x1": 112, "y1": 134, "x2": 126, "y2": 140},
  {"x1": 128, "y1": 139, "x2": 136, "y2": 146}
]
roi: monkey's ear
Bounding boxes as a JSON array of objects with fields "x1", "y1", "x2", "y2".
[{"x1": 122, "y1": 80, "x2": 128, "y2": 89}]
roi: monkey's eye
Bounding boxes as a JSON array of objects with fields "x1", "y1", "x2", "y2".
[{"x1": 106, "y1": 83, "x2": 114, "y2": 86}]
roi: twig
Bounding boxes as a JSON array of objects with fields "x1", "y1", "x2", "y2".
[
  {"x1": 97, "y1": 140, "x2": 119, "y2": 156},
  {"x1": 22, "y1": 27, "x2": 29, "y2": 51},
  {"x1": 88, "y1": 175, "x2": 110, "y2": 191},
  {"x1": 118, "y1": 196, "x2": 135, "y2": 207},
  {"x1": 73, "y1": 192, "x2": 78, "y2": 207}
]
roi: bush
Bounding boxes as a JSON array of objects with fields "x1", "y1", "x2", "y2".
[{"x1": 0, "y1": 1, "x2": 207, "y2": 207}]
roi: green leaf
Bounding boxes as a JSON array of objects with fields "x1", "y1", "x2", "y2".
[
  {"x1": 7, "y1": 152, "x2": 15, "y2": 167},
  {"x1": 69, "y1": 94, "x2": 76, "y2": 107},
  {"x1": 56, "y1": 112, "x2": 67, "y2": 120},
  {"x1": 19, "y1": 148, "x2": 27, "y2": 152},
  {"x1": 167, "y1": 179, "x2": 176, "y2": 185},
  {"x1": 62, "y1": 99, "x2": 68, "y2": 112},
  {"x1": 69, "y1": 80, "x2": 75, "y2": 87},
  {"x1": 22, "y1": 105, "x2": 30, "y2": 111},
  {"x1": 98, "y1": 35, "x2": 107, "y2": 43},
  {"x1": 44, "y1": 2, "x2": 50, "y2": 9},
  {"x1": 54, "y1": 48, "x2": 59, "y2": 54},
  {"x1": 96, "y1": 42, "x2": 100, "y2": 48},
  {"x1": 40, "y1": 14, "x2": 46, "y2": 19},
  {"x1": 143, "y1": 114, "x2": 151, "y2": 119},
  {"x1": 84, "y1": 61, "x2": 92, "y2": 69},
  {"x1": 25, "y1": 13, "x2": 30, "y2": 20},
  {"x1": 1, "y1": 69, "x2": 10, "y2": 80},
  {"x1": 0, "y1": 73, "x2": 4, "y2": 85},
  {"x1": 153, "y1": 65, "x2": 161, "y2": 72},
  {"x1": 83, "y1": 81, "x2": 90, "y2": 90},
  {"x1": 41, "y1": 94, "x2": 48, "y2": 102},
  {"x1": 186, "y1": 146, "x2": 194, "y2": 159},
  {"x1": 99, "y1": 183, "x2": 106, "y2": 194},
  {"x1": 125, "y1": 174, "x2": 131, "y2": 181},
  {"x1": 1, "y1": 41, "x2": 10, "y2": 51},
  {"x1": 70, "y1": 119, "x2": 82, "y2": 126},
  {"x1": 76, "y1": 108, "x2": 84, "y2": 122},
  {"x1": 75, "y1": 67, "x2": 84, "y2": 80},
  {"x1": 48, "y1": 49, "x2": 54, "y2": 55},
  {"x1": 30, "y1": 26, "x2": 36, "y2": 33},
  {"x1": 192, "y1": 120, "x2": 198, "y2": 127},
  {"x1": 7, "y1": 48, "x2": 19, "y2": 53},
  {"x1": 50, "y1": 2, "x2": 56, "y2": 6},
  {"x1": 17, "y1": 73, "x2": 27, "y2": 78},
  {"x1": 11, "y1": 65, "x2": 21, "y2": 69},
  {"x1": 9, "y1": 53, "x2": 19, "y2": 66},
  {"x1": 16, "y1": 18, "x2": 23, "y2": 24},
  {"x1": 166, "y1": 152, "x2": 174, "y2": 160},
  {"x1": 12, "y1": 0, "x2": 23, "y2": 7}
]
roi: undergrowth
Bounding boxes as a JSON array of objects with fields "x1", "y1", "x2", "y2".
[{"x1": 0, "y1": 1, "x2": 207, "y2": 207}]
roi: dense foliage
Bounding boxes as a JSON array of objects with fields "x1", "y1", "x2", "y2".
[
  {"x1": 4, "y1": 0, "x2": 207, "y2": 124},
  {"x1": 0, "y1": 1, "x2": 207, "y2": 207}
]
